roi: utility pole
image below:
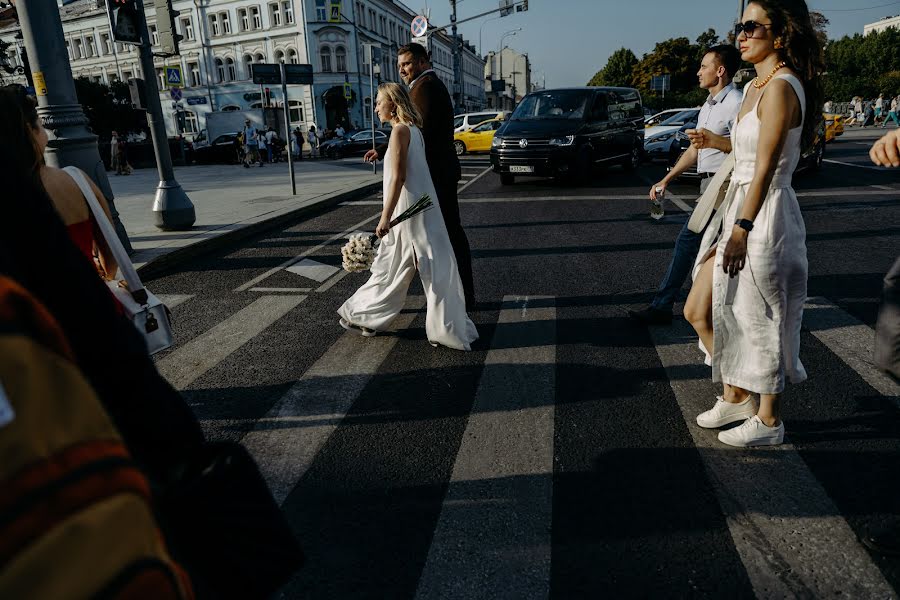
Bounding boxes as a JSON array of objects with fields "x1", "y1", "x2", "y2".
[
  {"x1": 450, "y1": 0, "x2": 461, "y2": 110},
  {"x1": 736, "y1": 0, "x2": 746, "y2": 47},
  {"x1": 134, "y1": 1, "x2": 196, "y2": 230},
  {"x1": 17, "y1": 0, "x2": 133, "y2": 253},
  {"x1": 349, "y1": 1, "x2": 365, "y2": 128}
]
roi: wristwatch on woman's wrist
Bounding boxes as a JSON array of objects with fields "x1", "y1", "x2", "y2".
[{"x1": 734, "y1": 218, "x2": 754, "y2": 233}]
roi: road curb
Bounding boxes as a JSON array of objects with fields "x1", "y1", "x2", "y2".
[{"x1": 136, "y1": 180, "x2": 382, "y2": 279}]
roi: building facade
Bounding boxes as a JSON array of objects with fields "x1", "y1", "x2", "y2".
[
  {"x1": 0, "y1": 0, "x2": 486, "y2": 140},
  {"x1": 484, "y1": 46, "x2": 530, "y2": 111},
  {"x1": 864, "y1": 15, "x2": 900, "y2": 35}
]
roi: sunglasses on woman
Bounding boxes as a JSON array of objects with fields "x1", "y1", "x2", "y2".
[{"x1": 734, "y1": 20, "x2": 773, "y2": 39}]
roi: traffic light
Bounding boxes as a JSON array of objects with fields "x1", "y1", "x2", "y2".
[
  {"x1": 127, "y1": 77, "x2": 148, "y2": 110},
  {"x1": 153, "y1": 0, "x2": 183, "y2": 57},
  {"x1": 516, "y1": 0, "x2": 528, "y2": 12},
  {"x1": 107, "y1": 0, "x2": 142, "y2": 45}
]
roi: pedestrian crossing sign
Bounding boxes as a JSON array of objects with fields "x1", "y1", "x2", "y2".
[
  {"x1": 343, "y1": 82, "x2": 352, "y2": 100},
  {"x1": 165, "y1": 66, "x2": 183, "y2": 88},
  {"x1": 327, "y1": 1, "x2": 341, "y2": 23}
]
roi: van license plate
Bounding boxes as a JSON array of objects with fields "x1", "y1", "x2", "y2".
[{"x1": 509, "y1": 166, "x2": 534, "y2": 173}]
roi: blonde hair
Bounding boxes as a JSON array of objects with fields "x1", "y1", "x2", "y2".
[{"x1": 377, "y1": 82, "x2": 423, "y2": 128}]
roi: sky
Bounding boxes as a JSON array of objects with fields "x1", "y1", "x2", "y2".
[{"x1": 414, "y1": 0, "x2": 896, "y2": 88}]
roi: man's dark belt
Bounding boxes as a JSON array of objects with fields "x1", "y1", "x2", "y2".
[{"x1": 698, "y1": 172, "x2": 715, "y2": 179}]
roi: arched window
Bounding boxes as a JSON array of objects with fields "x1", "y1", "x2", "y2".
[
  {"x1": 221, "y1": 105, "x2": 241, "y2": 112},
  {"x1": 274, "y1": 50, "x2": 285, "y2": 63},
  {"x1": 250, "y1": 102, "x2": 264, "y2": 109},
  {"x1": 320, "y1": 46, "x2": 332, "y2": 72},
  {"x1": 226, "y1": 57, "x2": 236, "y2": 81},
  {"x1": 243, "y1": 54, "x2": 254, "y2": 79},
  {"x1": 215, "y1": 57, "x2": 225, "y2": 83},
  {"x1": 287, "y1": 48, "x2": 298, "y2": 64},
  {"x1": 255, "y1": 52, "x2": 266, "y2": 63},
  {"x1": 335, "y1": 46, "x2": 347, "y2": 73}
]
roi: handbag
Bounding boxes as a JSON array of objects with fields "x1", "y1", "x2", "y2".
[
  {"x1": 158, "y1": 442, "x2": 306, "y2": 599},
  {"x1": 63, "y1": 167, "x2": 174, "y2": 354},
  {"x1": 688, "y1": 152, "x2": 734, "y2": 234}
]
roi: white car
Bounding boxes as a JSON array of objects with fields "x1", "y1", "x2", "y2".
[
  {"x1": 644, "y1": 108, "x2": 691, "y2": 128},
  {"x1": 453, "y1": 111, "x2": 510, "y2": 133},
  {"x1": 643, "y1": 108, "x2": 700, "y2": 161}
]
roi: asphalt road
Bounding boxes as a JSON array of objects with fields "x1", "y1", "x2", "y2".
[{"x1": 146, "y1": 127, "x2": 900, "y2": 599}]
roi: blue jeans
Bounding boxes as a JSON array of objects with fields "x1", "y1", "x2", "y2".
[{"x1": 650, "y1": 180, "x2": 714, "y2": 312}]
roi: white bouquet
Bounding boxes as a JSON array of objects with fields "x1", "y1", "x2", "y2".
[
  {"x1": 340, "y1": 194, "x2": 434, "y2": 273},
  {"x1": 341, "y1": 233, "x2": 377, "y2": 272}
]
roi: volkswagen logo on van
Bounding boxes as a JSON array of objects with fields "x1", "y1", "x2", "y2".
[{"x1": 519, "y1": 139, "x2": 528, "y2": 148}]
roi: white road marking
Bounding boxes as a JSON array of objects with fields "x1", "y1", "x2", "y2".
[
  {"x1": 285, "y1": 258, "x2": 340, "y2": 282},
  {"x1": 416, "y1": 295, "x2": 555, "y2": 600},
  {"x1": 804, "y1": 297, "x2": 900, "y2": 399},
  {"x1": 824, "y1": 158, "x2": 887, "y2": 171},
  {"x1": 457, "y1": 167, "x2": 492, "y2": 193},
  {"x1": 240, "y1": 297, "x2": 425, "y2": 505},
  {"x1": 248, "y1": 287, "x2": 313, "y2": 293},
  {"x1": 870, "y1": 184, "x2": 896, "y2": 191},
  {"x1": 650, "y1": 319, "x2": 896, "y2": 599},
  {"x1": 156, "y1": 295, "x2": 306, "y2": 389},
  {"x1": 234, "y1": 213, "x2": 379, "y2": 292},
  {"x1": 315, "y1": 269, "x2": 351, "y2": 293},
  {"x1": 157, "y1": 294, "x2": 194, "y2": 309}
]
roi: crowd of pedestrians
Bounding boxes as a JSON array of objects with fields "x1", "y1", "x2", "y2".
[{"x1": 843, "y1": 93, "x2": 900, "y2": 127}]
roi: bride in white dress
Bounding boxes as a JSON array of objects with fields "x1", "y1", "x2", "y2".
[
  {"x1": 684, "y1": 0, "x2": 824, "y2": 447},
  {"x1": 338, "y1": 83, "x2": 478, "y2": 351}
]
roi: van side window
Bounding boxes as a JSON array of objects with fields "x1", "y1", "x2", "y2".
[
  {"x1": 470, "y1": 114, "x2": 493, "y2": 127},
  {"x1": 590, "y1": 93, "x2": 609, "y2": 122},
  {"x1": 609, "y1": 90, "x2": 643, "y2": 122}
]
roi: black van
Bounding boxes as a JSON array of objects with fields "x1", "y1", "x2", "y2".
[{"x1": 490, "y1": 87, "x2": 644, "y2": 184}]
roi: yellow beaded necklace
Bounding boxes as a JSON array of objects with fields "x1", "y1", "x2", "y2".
[{"x1": 753, "y1": 61, "x2": 787, "y2": 89}]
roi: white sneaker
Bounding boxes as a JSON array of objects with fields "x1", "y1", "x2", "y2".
[
  {"x1": 717, "y1": 415, "x2": 785, "y2": 447},
  {"x1": 339, "y1": 318, "x2": 376, "y2": 337},
  {"x1": 696, "y1": 395, "x2": 757, "y2": 429}
]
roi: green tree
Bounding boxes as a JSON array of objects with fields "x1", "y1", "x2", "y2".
[
  {"x1": 587, "y1": 48, "x2": 638, "y2": 87},
  {"x1": 695, "y1": 29, "x2": 720, "y2": 53},
  {"x1": 73, "y1": 77, "x2": 145, "y2": 140},
  {"x1": 632, "y1": 37, "x2": 702, "y2": 108}
]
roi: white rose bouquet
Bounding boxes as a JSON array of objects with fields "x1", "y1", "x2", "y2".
[{"x1": 340, "y1": 194, "x2": 434, "y2": 273}]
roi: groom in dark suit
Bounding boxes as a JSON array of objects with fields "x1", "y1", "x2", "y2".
[{"x1": 365, "y1": 42, "x2": 475, "y2": 311}]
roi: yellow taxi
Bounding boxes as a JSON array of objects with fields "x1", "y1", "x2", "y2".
[
  {"x1": 824, "y1": 113, "x2": 844, "y2": 143},
  {"x1": 454, "y1": 117, "x2": 504, "y2": 155}
]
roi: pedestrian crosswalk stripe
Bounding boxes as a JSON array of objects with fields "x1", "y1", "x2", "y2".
[
  {"x1": 248, "y1": 287, "x2": 313, "y2": 293},
  {"x1": 234, "y1": 213, "x2": 380, "y2": 292},
  {"x1": 240, "y1": 297, "x2": 425, "y2": 505},
  {"x1": 156, "y1": 295, "x2": 306, "y2": 389},
  {"x1": 416, "y1": 295, "x2": 555, "y2": 599},
  {"x1": 650, "y1": 319, "x2": 895, "y2": 598},
  {"x1": 315, "y1": 269, "x2": 350, "y2": 293},
  {"x1": 457, "y1": 167, "x2": 491, "y2": 194},
  {"x1": 286, "y1": 258, "x2": 340, "y2": 283},
  {"x1": 804, "y1": 297, "x2": 900, "y2": 399}
]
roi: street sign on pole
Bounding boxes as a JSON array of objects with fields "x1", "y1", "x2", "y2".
[
  {"x1": 251, "y1": 63, "x2": 314, "y2": 85},
  {"x1": 343, "y1": 82, "x2": 352, "y2": 100},
  {"x1": 412, "y1": 35, "x2": 429, "y2": 50},
  {"x1": 169, "y1": 86, "x2": 182, "y2": 101},
  {"x1": 164, "y1": 65, "x2": 182, "y2": 87},
  {"x1": 251, "y1": 63, "x2": 281, "y2": 85},
  {"x1": 411, "y1": 15, "x2": 428, "y2": 37},
  {"x1": 280, "y1": 61, "x2": 297, "y2": 196},
  {"x1": 284, "y1": 64, "x2": 314, "y2": 85}
]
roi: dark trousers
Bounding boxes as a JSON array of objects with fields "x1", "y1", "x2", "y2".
[
  {"x1": 875, "y1": 256, "x2": 900, "y2": 382},
  {"x1": 650, "y1": 178, "x2": 713, "y2": 312},
  {"x1": 434, "y1": 178, "x2": 475, "y2": 309}
]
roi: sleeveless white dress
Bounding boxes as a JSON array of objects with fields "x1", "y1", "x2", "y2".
[
  {"x1": 693, "y1": 74, "x2": 809, "y2": 394},
  {"x1": 338, "y1": 125, "x2": 478, "y2": 351}
]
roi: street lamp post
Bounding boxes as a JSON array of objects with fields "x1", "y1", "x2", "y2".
[
  {"x1": 497, "y1": 29, "x2": 519, "y2": 111},
  {"x1": 479, "y1": 16, "x2": 502, "y2": 57},
  {"x1": 16, "y1": 0, "x2": 133, "y2": 252}
]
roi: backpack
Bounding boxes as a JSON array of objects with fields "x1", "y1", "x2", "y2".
[{"x1": 0, "y1": 275, "x2": 194, "y2": 599}]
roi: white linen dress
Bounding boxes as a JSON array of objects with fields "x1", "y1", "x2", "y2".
[
  {"x1": 693, "y1": 74, "x2": 809, "y2": 394},
  {"x1": 338, "y1": 125, "x2": 478, "y2": 351}
]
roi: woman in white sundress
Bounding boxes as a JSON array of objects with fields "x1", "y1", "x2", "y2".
[
  {"x1": 683, "y1": 0, "x2": 824, "y2": 447},
  {"x1": 338, "y1": 83, "x2": 478, "y2": 351}
]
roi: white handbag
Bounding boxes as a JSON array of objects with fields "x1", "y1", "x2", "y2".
[
  {"x1": 688, "y1": 152, "x2": 734, "y2": 234},
  {"x1": 63, "y1": 167, "x2": 174, "y2": 355}
]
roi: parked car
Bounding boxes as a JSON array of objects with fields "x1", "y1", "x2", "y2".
[
  {"x1": 454, "y1": 111, "x2": 509, "y2": 133},
  {"x1": 454, "y1": 117, "x2": 504, "y2": 155},
  {"x1": 824, "y1": 113, "x2": 844, "y2": 142},
  {"x1": 666, "y1": 116, "x2": 826, "y2": 181},
  {"x1": 325, "y1": 129, "x2": 391, "y2": 158},
  {"x1": 490, "y1": 86, "x2": 644, "y2": 185},
  {"x1": 643, "y1": 109, "x2": 701, "y2": 162},
  {"x1": 193, "y1": 132, "x2": 242, "y2": 164},
  {"x1": 644, "y1": 108, "x2": 692, "y2": 128}
]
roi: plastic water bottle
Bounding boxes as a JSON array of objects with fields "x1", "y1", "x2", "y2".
[{"x1": 651, "y1": 187, "x2": 665, "y2": 220}]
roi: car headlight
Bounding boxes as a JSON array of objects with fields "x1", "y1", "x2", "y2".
[
  {"x1": 675, "y1": 131, "x2": 689, "y2": 142},
  {"x1": 549, "y1": 135, "x2": 575, "y2": 146},
  {"x1": 492, "y1": 136, "x2": 502, "y2": 147},
  {"x1": 648, "y1": 132, "x2": 675, "y2": 144},
  {"x1": 825, "y1": 120, "x2": 834, "y2": 126}
]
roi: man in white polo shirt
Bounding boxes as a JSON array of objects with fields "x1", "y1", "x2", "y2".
[{"x1": 630, "y1": 44, "x2": 743, "y2": 326}]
